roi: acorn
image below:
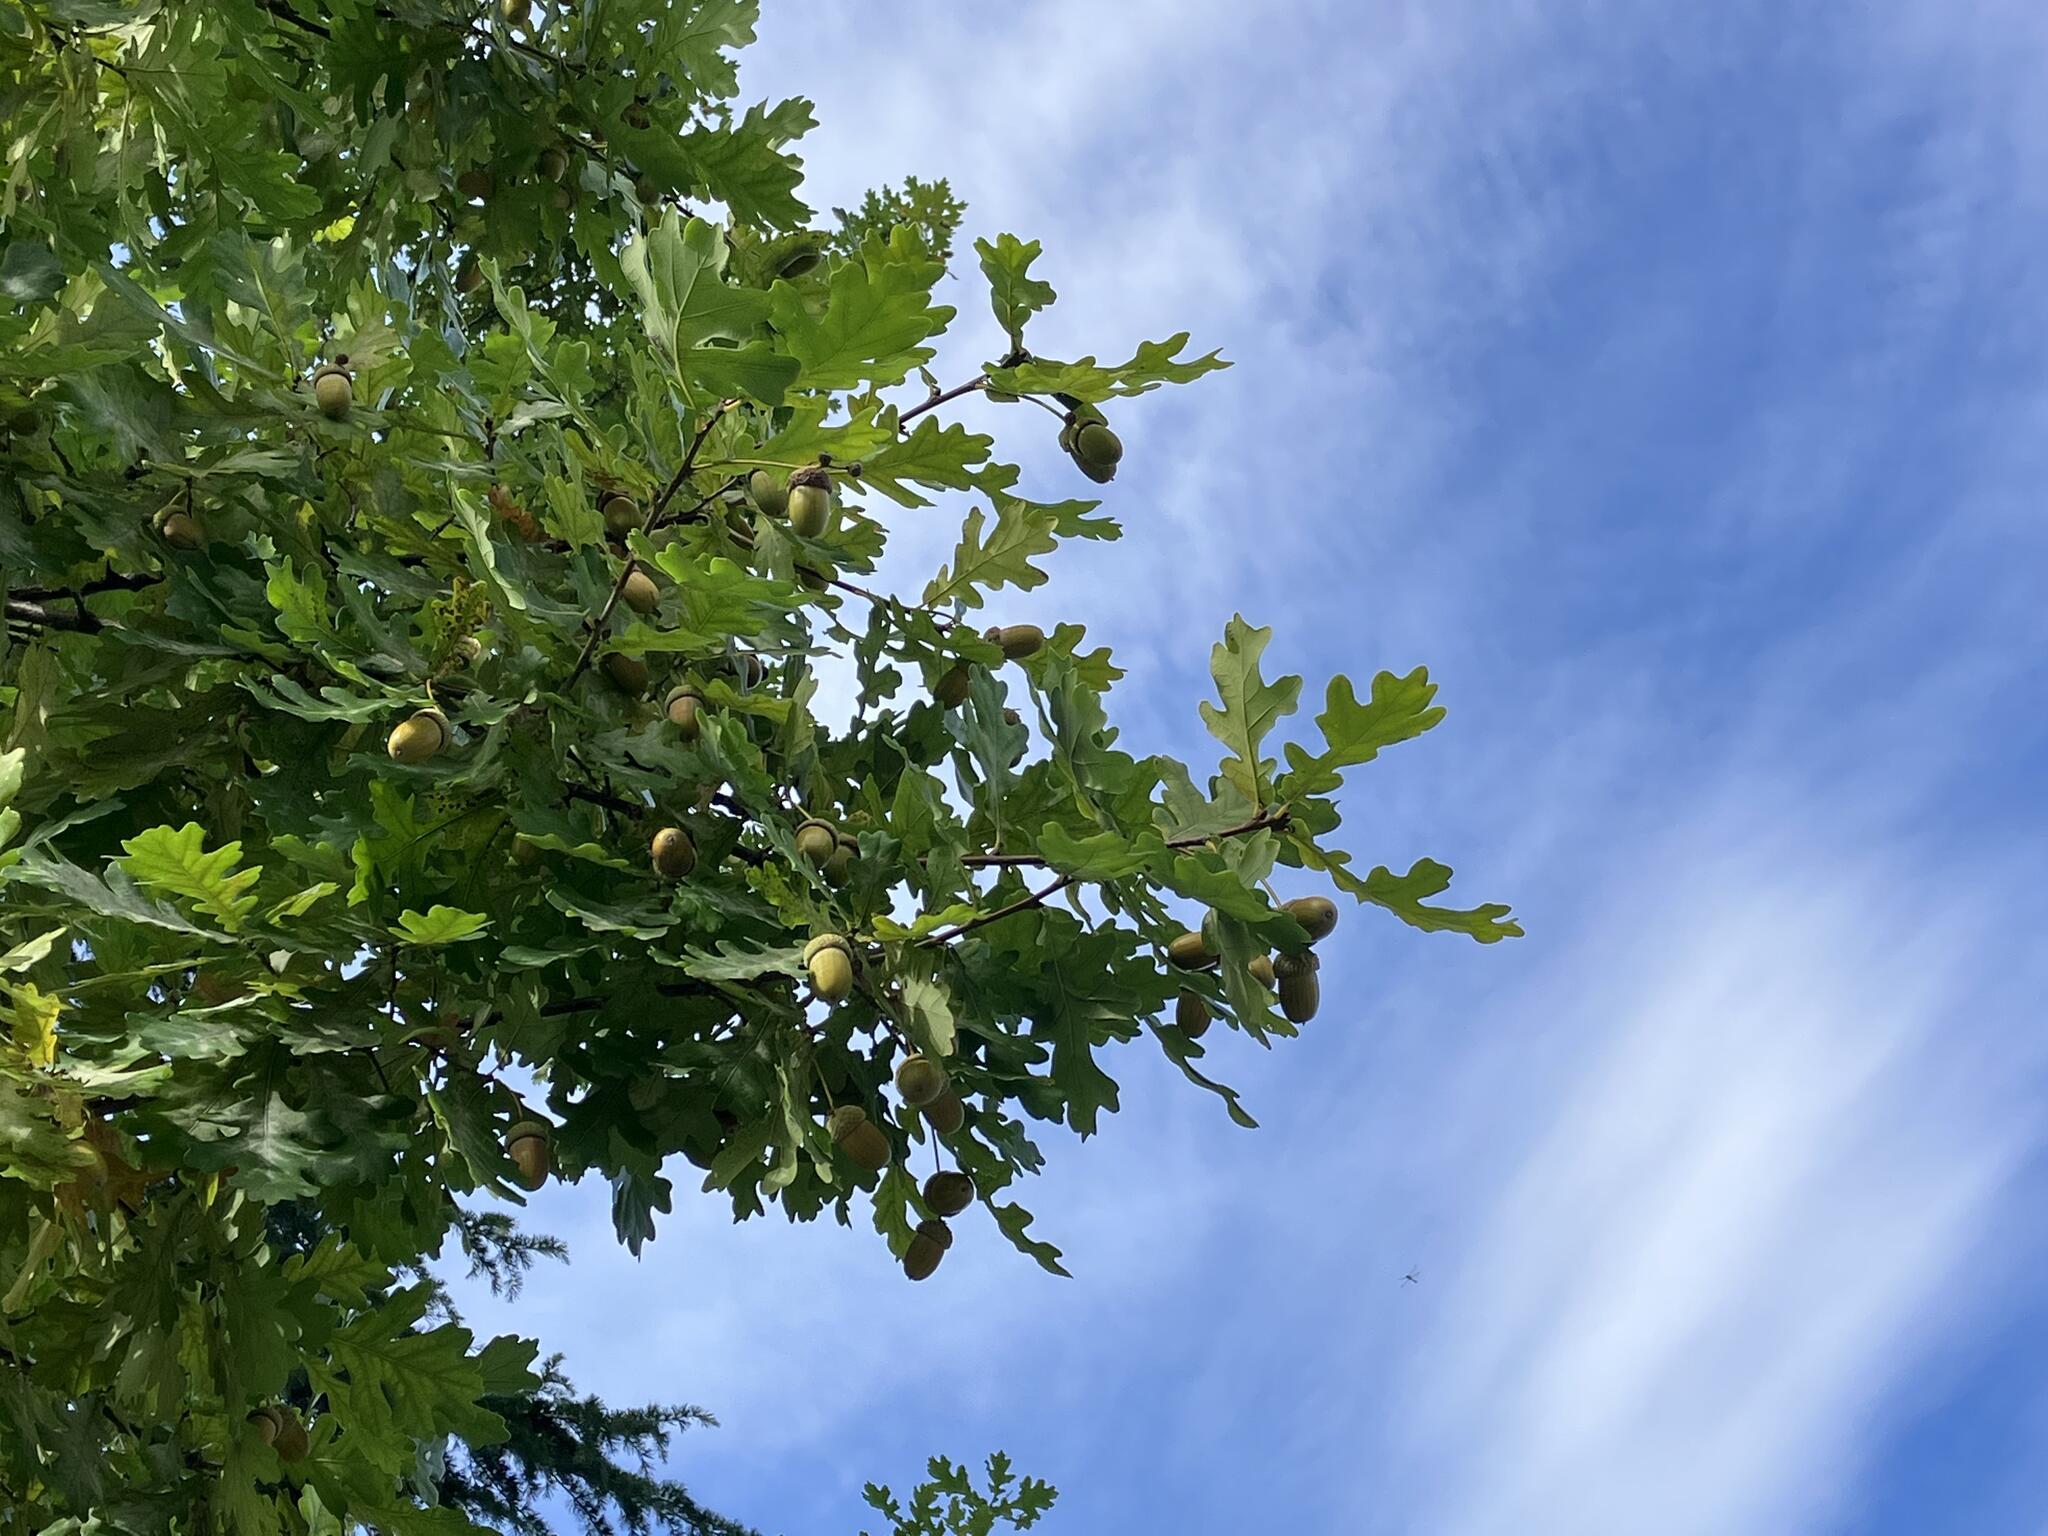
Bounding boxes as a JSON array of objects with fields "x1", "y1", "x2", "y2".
[
  {"x1": 786, "y1": 465, "x2": 833, "y2": 538},
  {"x1": 803, "y1": 934, "x2": 854, "y2": 1003},
  {"x1": 933, "y1": 664, "x2": 971, "y2": 709},
  {"x1": 902, "y1": 1217, "x2": 953, "y2": 1281},
  {"x1": 507, "y1": 1118, "x2": 552, "y2": 1190},
  {"x1": 827, "y1": 1104, "x2": 890, "y2": 1171},
  {"x1": 511, "y1": 835, "x2": 543, "y2": 867},
  {"x1": 386, "y1": 707, "x2": 450, "y2": 764},
  {"x1": 634, "y1": 174, "x2": 659, "y2": 204},
  {"x1": 1274, "y1": 951, "x2": 1321, "y2": 1024},
  {"x1": 747, "y1": 468, "x2": 788, "y2": 517},
  {"x1": 1249, "y1": 953, "x2": 1277, "y2": 990},
  {"x1": 1070, "y1": 420, "x2": 1122, "y2": 482},
  {"x1": 1166, "y1": 930, "x2": 1215, "y2": 971},
  {"x1": 457, "y1": 254, "x2": 485, "y2": 294},
  {"x1": 620, "y1": 564, "x2": 660, "y2": 615},
  {"x1": 246, "y1": 1405, "x2": 281, "y2": 1446},
  {"x1": 822, "y1": 832, "x2": 857, "y2": 887},
  {"x1": 650, "y1": 826, "x2": 696, "y2": 879},
  {"x1": 986, "y1": 624, "x2": 1045, "y2": 660},
  {"x1": 662, "y1": 685, "x2": 704, "y2": 739},
  {"x1": 456, "y1": 168, "x2": 494, "y2": 202},
  {"x1": 795, "y1": 818, "x2": 837, "y2": 865},
  {"x1": 548, "y1": 182, "x2": 573, "y2": 212},
  {"x1": 894, "y1": 1054, "x2": 948, "y2": 1108},
  {"x1": 623, "y1": 100, "x2": 651, "y2": 130},
  {"x1": 600, "y1": 490, "x2": 639, "y2": 539},
  {"x1": 192, "y1": 970, "x2": 247, "y2": 1007},
  {"x1": 920, "y1": 1086, "x2": 965, "y2": 1135},
  {"x1": 1282, "y1": 895, "x2": 1339, "y2": 942},
  {"x1": 312, "y1": 363, "x2": 353, "y2": 420},
  {"x1": 273, "y1": 1407, "x2": 310, "y2": 1463},
  {"x1": 1175, "y1": 989, "x2": 1212, "y2": 1040},
  {"x1": 602, "y1": 652, "x2": 648, "y2": 695},
  {"x1": 537, "y1": 145, "x2": 568, "y2": 181},
  {"x1": 155, "y1": 508, "x2": 206, "y2": 550},
  {"x1": 922, "y1": 1170, "x2": 975, "y2": 1218}
]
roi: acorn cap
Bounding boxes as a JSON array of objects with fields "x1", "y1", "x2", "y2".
[
  {"x1": 802, "y1": 933, "x2": 852, "y2": 966},
  {"x1": 1273, "y1": 950, "x2": 1320, "y2": 978},
  {"x1": 915, "y1": 1217, "x2": 954, "y2": 1251},
  {"x1": 506, "y1": 1118, "x2": 551, "y2": 1144},
  {"x1": 787, "y1": 464, "x2": 831, "y2": 492},
  {"x1": 413, "y1": 707, "x2": 451, "y2": 745},
  {"x1": 312, "y1": 362, "x2": 351, "y2": 382},
  {"x1": 662, "y1": 684, "x2": 702, "y2": 709},
  {"x1": 826, "y1": 1104, "x2": 868, "y2": 1140}
]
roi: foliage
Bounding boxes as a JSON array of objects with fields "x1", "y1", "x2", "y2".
[
  {"x1": 861, "y1": 1454, "x2": 1054, "y2": 1536},
  {"x1": 832, "y1": 177, "x2": 968, "y2": 265},
  {"x1": 0, "y1": 0, "x2": 1516, "y2": 1531}
]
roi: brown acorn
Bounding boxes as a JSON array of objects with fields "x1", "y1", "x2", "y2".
[
  {"x1": 312, "y1": 363, "x2": 353, "y2": 420},
  {"x1": 1282, "y1": 895, "x2": 1339, "y2": 942},
  {"x1": 786, "y1": 466, "x2": 833, "y2": 538},
  {"x1": 902, "y1": 1217, "x2": 953, "y2": 1281},
  {"x1": 154, "y1": 508, "x2": 206, "y2": 550},
  {"x1": 272, "y1": 1407, "x2": 310, "y2": 1463},
  {"x1": 507, "y1": 1118, "x2": 552, "y2": 1189},
  {"x1": 803, "y1": 934, "x2": 854, "y2": 1003},
  {"x1": 933, "y1": 663, "x2": 971, "y2": 709},
  {"x1": 650, "y1": 826, "x2": 696, "y2": 879},
  {"x1": 386, "y1": 707, "x2": 450, "y2": 764},
  {"x1": 828, "y1": 1104, "x2": 890, "y2": 1171},
  {"x1": 620, "y1": 564, "x2": 660, "y2": 615},
  {"x1": 456, "y1": 168, "x2": 494, "y2": 202},
  {"x1": 623, "y1": 100, "x2": 651, "y2": 130},
  {"x1": 747, "y1": 468, "x2": 788, "y2": 517},
  {"x1": 1274, "y1": 950, "x2": 1321, "y2": 1024},
  {"x1": 1166, "y1": 930, "x2": 1216, "y2": 971},
  {"x1": 920, "y1": 1086, "x2": 965, "y2": 1135},
  {"x1": 733, "y1": 651, "x2": 767, "y2": 689},
  {"x1": 1249, "y1": 954, "x2": 1277, "y2": 990},
  {"x1": 1175, "y1": 989, "x2": 1212, "y2": 1040},
  {"x1": 600, "y1": 490, "x2": 639, "y2": 539},
  {"x1": 922, "y1": 1170, "x2": 975, "y2": 1218},
  {"x1": 537, "y1": 145, "x2": 569, "y2": 181},
  {"x1": 246, "y1": 1405, "x2": 282, "y2": 1446},
  {"x1": 662, "y1": 685, "x2": 704, "y2": 739},
  {"x1": 986, "y1": 624, "x2": 1045, "y2": 660},
  {"x1": 602, "y1": 652, "x2": 648, "y2": 695},
  {"x1": 794, "y1": 818, "x2": 837, "y2": 865},
  {"x1": 894, "y1": 1054, "x2": 948, "y2": 1108}
]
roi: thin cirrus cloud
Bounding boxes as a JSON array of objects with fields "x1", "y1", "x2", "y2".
[{"x1": 443, "y1": 3, "x2": 2048, "y2": 1533}]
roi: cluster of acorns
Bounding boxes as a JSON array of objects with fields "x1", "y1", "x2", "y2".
[
  {"x1": 932, "y1": 620, "x2": 1043, "y2": 712},
  {"x1": 1168, "y1": 895, "x2": 1338, "y2": 1035},
  {"x1": 1058, "y1": 409, "x2": 1122, "y2": 484},
  {"x1": 825, "y1": 1048, "x2": 975, "y2": 1280}
]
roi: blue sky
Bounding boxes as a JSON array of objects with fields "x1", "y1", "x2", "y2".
[{"x1": 449, "y1": 4, "x2": 2048, "y2": 1531}]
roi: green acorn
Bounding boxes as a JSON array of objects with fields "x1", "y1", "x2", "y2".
[
  {"x1": 386, "y1": 708, "x2": 450, "y2": 764},
  {"x1": 795, "y1": 817, "x2": 837, "y2": 865},
  {"x1": 506, "y1": 1119, "x2": 552, "y2": 1190},
  {"x1": 1274, "y1": 950, "x2": 1321, "y2": 1024},
  {"x1": 803, "y1": 933, "x2": 855, "y2": 1003},
  {"x1": 537, "y1": 145, "x2": 568, "y2": 181},
  {"x1": 902, "y1": 1217, "x2": 953, "y2": 1281},
  {"x1": 920, "y1": 1085, "x2": 965, "y2": 1135},
  {"x1": 602, "y1": 652, "x2": 648, "y2": 695},
  {"x1": 894, "y1": 1054, "x2": 948, "y2": 1108},
  {"x1": 747, "y1": 468, "x2": 788, "y2": 518},
  {"x1": 1282, "y1": 895, "x2": 1339, "y2": 942},
  {"x1": 1070, "y1": 420, "x2": 1122, "y2": 483},
  {"x1": 985, "y1": 624, "x2": 1045, "y2": 660},
  {"x1": 1249, "y1": 954, "x2": 1277, "y2": 990},
  {"x1": 822, "y1": 832, "x2": 857, "y2": 887},
  {"x1": 650, "y1": 826, "x2": 696, "y2": 879},
  {"x1": 1166, "y1": 930, "x2": 1216, "y2": 971},
  {"x1": 786, "y1": 465, "x2": 833, "y2": 538},
  {"x1": 933, "y1": 663, "x2": 971, "y2": 709},
  {"x1": 922, "y1": 1170, "x2": 975, "y2": 1218},
  {"x1": 601, "y1": 490, "x2": 639, "y2": 539},
  {"x1": 154, "y1": 508, "x2": 206, "y2": 550},
  {"x1": 312, "y1": 363, "x2": 353, "y2": 420},
  {"x1": 662, "y1": 685, "x2": 704, "y2": 739},
  {"x1": 828, "y1": 1104, "x2": 890, "y2": 1171},
  {"x1": 1175, "y1": 989, "x2": 1212, "y2": 1040},
  {"x1": 620, "y1": 564, "x2": 660, "y2": 615}
]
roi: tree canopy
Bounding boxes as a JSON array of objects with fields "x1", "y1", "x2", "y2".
[{"x1": 0, "y1": 0, "x2": 1517, "y2": 1529}]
